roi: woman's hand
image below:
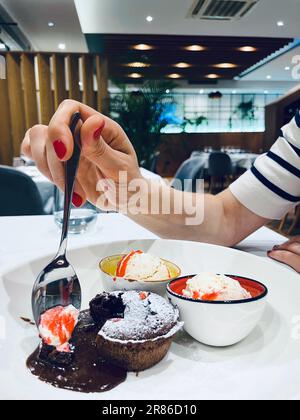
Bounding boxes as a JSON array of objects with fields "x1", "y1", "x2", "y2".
[
  {"x1": 268, "y1": 237, "x2": 300, "y2": 272},
  {"x1": 21, "y1": 100, "x2": 141, "y2": 211}
]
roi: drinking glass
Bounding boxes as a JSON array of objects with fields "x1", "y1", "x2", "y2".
[{"x1": 54, "y1": 187, "x2": 98, "y2": 234}]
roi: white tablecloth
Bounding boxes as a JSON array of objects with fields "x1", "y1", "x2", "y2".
[
  {"x1": 0, "y1": 214, "x2": 287, "y2": 272},
  {"x1": 191, "y1": 151, "x2": 260, "y2": 170},
  {"x1": 15, "y1": 166, "x2": 161, "y2": 213}
]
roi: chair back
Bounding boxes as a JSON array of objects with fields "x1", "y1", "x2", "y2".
[
  {"x1": 171, "y1": 156, "x2": 206, "y2": 192},
  {"x1": 208, "y1": 152, "x2": 232, "y2": 177},
  {"x1": 0, "y1": 166, "x2": 44, "y2": 216}
]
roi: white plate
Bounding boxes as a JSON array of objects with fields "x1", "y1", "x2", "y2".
[{"x1": 1, "y1": 239, "x2": 300, "y2": 400}]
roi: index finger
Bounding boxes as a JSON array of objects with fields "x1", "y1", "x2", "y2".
[{"x1": 48, "y1": 100, "x2": 100, "y2": 161}]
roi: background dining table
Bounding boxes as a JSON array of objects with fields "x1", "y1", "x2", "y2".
[{"x1": 15, "y1": 166, "x2": 162, "y2": 213}]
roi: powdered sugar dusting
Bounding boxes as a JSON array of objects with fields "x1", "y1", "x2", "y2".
[{"x1": 98, "y1": 291, "x2": 182, "y2": 344}]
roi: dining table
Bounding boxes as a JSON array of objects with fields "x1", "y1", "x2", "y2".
[
  {"x1": 15, "y1": 166, "x2": 162, "y2": 214},
  {"x1": 190, "y1": 151, "x2": 260, "y2": 171},
  {"x1": 1, "y1": 213, "x2": 297, "y2": 400}
]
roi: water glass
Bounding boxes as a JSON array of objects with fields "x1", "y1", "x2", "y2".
[{"x1": 54, "y1": 187, "x2": 98, "y2": 234}]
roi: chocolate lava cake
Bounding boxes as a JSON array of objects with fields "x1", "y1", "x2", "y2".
[
  {"x1": 27, "y1": 291, "x2": 182, "y2": 392},
  {"x1": 91, "y1": 291, "x2": 182, "y2": 372}
]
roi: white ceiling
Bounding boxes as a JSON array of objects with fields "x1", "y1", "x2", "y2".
[
  {"x1": 0, "y1": 0, "x2": 87, "y2": 52},
  {"x1": 1, "y1": 0, "x2": 299, "y2": 82},
  {"x1": 242, "y1": 44, "x2": 300, "y2": 81},
  {"x1": 75, "y1": 0, "x2": 300, "y2": 38}
]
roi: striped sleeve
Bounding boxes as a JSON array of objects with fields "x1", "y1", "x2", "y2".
[{"x1": 229, "y1": 113, "x2": 300, "y2": 220}]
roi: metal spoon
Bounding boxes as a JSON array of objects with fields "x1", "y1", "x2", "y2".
[{"x1": 31, "y1": 112, "x2": 82, "y2": 327}]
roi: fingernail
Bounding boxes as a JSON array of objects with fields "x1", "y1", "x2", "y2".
[
  {"x1": 72, "y1": 192, "x2": 83, "y2": 208},
  {"x1": 53, "y1": 140, "x2": 67, "y2": 160},
  {"x1": 93, "y1": 121, "x2": 105, "y2": 140}
]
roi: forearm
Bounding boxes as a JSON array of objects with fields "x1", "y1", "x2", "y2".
[{"x1": 125, "y1": 180, "x2": 266, "y2": 246}]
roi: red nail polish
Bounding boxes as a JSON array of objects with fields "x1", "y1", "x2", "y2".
[
  {"x1": 72, "y1": 192, "x2": 83, "y2": 208},
  {"x1": 53, "y1": 140, "x2": 67, "y2": 160},
  {"x1": 93, "y1": 121, "x2": 105, "y2": 140}
]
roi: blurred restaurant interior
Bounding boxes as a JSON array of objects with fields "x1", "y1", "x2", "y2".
[{"x1": 1, "y1": 0, "x2": 300, "y2": 235}]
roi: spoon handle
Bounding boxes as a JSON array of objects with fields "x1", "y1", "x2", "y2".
[{"x1": 57, "y1": 112, "x2": 82, "y2": 257}]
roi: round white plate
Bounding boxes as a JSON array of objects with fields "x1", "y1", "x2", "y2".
[{"x1": 1, "y1": 239, "x2": 300, "y2": 400}]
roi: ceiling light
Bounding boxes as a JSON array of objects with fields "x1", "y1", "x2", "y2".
[
  {"x1": 124, "y1": 62, "x2": 150, "y2": 68},
  {"x1": 266, "y1": 75, "x2": 272, "y2": 79},
  {"x1": 184, "y1": 45, "x2": 205, "y2": 52},
  {"x1": 285, "y1": 66, "x2": 291, "y2": 71},
  {"x1": 264, "y1": 90, "x2": 269, "y2": 94},
  {"x1": 206, "y1": 74, "x2": 220, "y2": 79},
  {"x1": 174, "y1": 62, "x2": 192, "y2": 68},
  {"x1": 214, "y1": 63, "x2": 238, "y2": 69},
  {"x1": 132, "y1": 44, "x2": 154, "y2": 51},
  {"x1": 238, "y1": 46, "x2": 257, "y2": 52},
  {"x1": 232, "y1": 90, "x2": 237, "y2": 94},
  {"x1": 277, "y1": 21, "x2": 284, "y2": 27},
  {"x1": 166, "y1": 89, "x2": 170, "y2": 94},
  {"x1": 167, "y1": 73, "x2": 182, "y2": 79},
  {"x1": 48, "y1": 22, "x2": 55, "y2": 27},
  {"x1": 0, "y1": 43, "x2": 6, "y2": 50},
  {"x1": 146, "y1": 16, "x2": 153, "y2": 22},
  {"x1": 128, "y1": 73, "x2": 143, "y2": 79},
  {"x1": 58, "y1": 43, "x2": 66, "y2": 50},
  {"x1": 199, "y1": 89, "x2": 204, "y2": 94}
]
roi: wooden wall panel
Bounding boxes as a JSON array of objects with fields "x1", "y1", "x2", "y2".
[
  {"x1": 52, "y1": 54, "x2": 67, "y2": 110},
  {"x1": 21, "y1": 53, "x2": 38, "y2": 129},
  {"x1": 37, "y1": 53, "x2": 54, "y2": 125},
  {"x1": 81, "y1": 55, "x2": 94, "y2": 107},
  {"x1": 6, "y1": 53, "x2": 26, "y2": 157},
  {"x1": 67, "y1": 55, "x2": 80, "y2": 101},
  {"x1": 0, "y1": 79, "x2": 13, "y2": 165},
  {"x1": 96, "y1": 55, "x2": 109, "y2": 114},
  {"x1": 0, "y1": 52, "x2": 108, "y2": 164}
]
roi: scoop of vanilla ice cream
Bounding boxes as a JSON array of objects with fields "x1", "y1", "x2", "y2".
[
  {"x1": 123, "y1": 252, "x2": 170, "y2": 281},
  {"x1": 183, "y1": 272, "x2": 251, "y2": 301}
]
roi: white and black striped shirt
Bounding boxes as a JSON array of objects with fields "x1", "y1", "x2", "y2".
[{"x1": 230, "y1": 113, "x2": 300, "y2": 219}]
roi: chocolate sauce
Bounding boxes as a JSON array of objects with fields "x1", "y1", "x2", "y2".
[
  {"x1": 21, "y1": 317, "x2": 35, "y2": 325},
  {"x1": 26, "y1": 310, "x2": 127, "y2": 393}
]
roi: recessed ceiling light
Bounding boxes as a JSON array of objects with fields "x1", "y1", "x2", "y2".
[
  {"x1": 206, "y1": 74, "x2": 220, "y2": 79},
  {"x1": 264, "y1": 90, "x2": 269, "y2": 94},
  {"x1": 174, "y1": 62, "x2": 192, "y2": 68},
  {"x1": 214, "y1": 63, "x2": 238, "y2": 69},
  {"x1": 266, "y1": 75, "x2": 272, "y2": 79},
  {"x1": 199, "y1": 89, "x2": 204, "y2": 94},
  {"x1": 58, "y1": 43, "x2": 66, "y2": 50},
  {"x1": 48, "y1": 22, "x2": 55, "y2": 27},
  {"x1": 0, "y1": 43, "x2": 6, "y2": 50},
  {"x1": 184, "y1": 45, "x2": 205, "y2": 52},
  {"x1": 167, "y1": 73, "x2": 182, "y2": 79},
  {"x1": 232, "y1": 90, "x2": 237, "y2": 94},
  {"x1": 146, "y1": 16, "x2": 153, "y2": 22},
  {"x1": 128, "y1": 73, "x2": 143, "y2": 79},
  {"x1": 238, "y1": 46, "x2": 257, "y2": 52},
  {"x1": 132, "y1": 44, "x2": 154, "y2": 51},
  {"x1": 166, "y1": 89, "x2": 170, "y2": 94},
  {"x1": 285, "y1": 66, "x2": 291, "y2": 71},
  {"x1": 277, "y1": 21, "x2": 284, "y2": 27},
  {"x1": 124, "y1": 62, "x2": 150, "y2": 68}
]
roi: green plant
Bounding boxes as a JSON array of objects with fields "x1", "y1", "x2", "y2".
[
  {"x1": 235, "y1": 100, "x2": 256, "y2": 122},
  {"x1": 180, "y1": 115, "x2": 208, "y2": 132},
  {"x1": 109, "y1": 80, "x2": 175, "y2": 169}
]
